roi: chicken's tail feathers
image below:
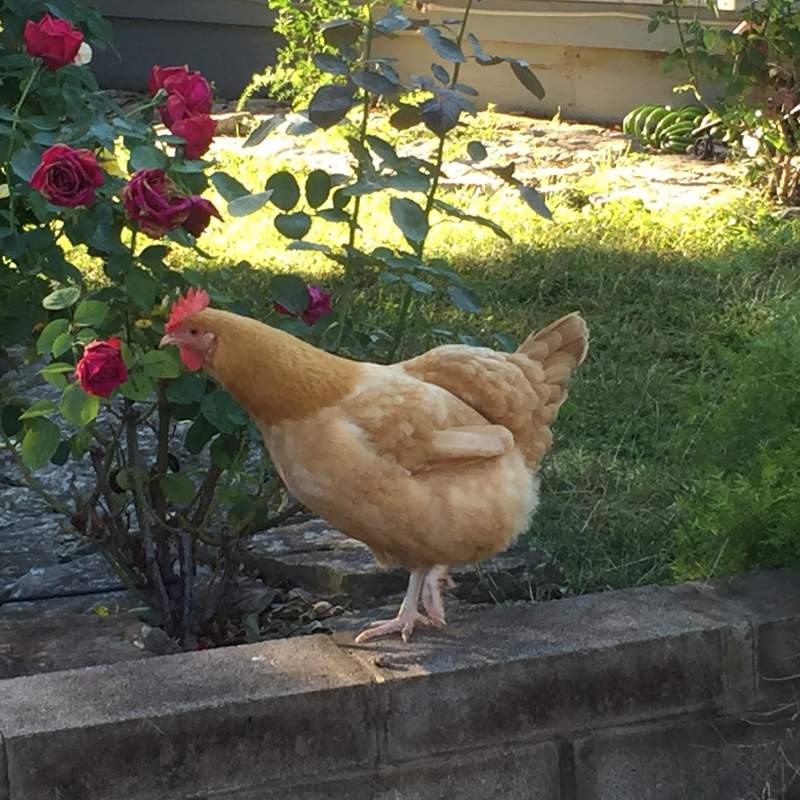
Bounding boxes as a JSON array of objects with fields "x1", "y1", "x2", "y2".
[
  {"x1": 517, "y1": 311, "x2": 589, "y2": 374},
  {"x1": 514, "y1": 313, "x2": 588, "y2": 455}
]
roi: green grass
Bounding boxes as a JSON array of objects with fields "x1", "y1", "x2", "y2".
[{"x1": 165, "y1": 139, "x2": 800, "y2": 594}]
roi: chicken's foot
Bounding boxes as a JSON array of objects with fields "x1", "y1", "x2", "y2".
[
  {"x1": 421, "y1": 565, "x2": 453, "y2": 627},
  {"x1": 355, "y1": 568, "x2": 431, "y2": 644}
]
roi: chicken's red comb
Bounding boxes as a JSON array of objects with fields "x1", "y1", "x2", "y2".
[{"x1": 166, "y1": 288, "x2": 210, "y2": 332}]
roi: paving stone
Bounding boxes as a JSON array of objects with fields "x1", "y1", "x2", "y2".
[{"x1": 243, "y1": 518, "x2": 564, "y2": 606}]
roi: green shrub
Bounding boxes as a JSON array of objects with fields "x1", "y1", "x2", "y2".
[{"x1": 673, "y1": 305, "x2": 800, "y2": 579}]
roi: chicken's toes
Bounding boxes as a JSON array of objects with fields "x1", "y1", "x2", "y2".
[{"x1": 354, "y1": 612, "x2": 432, "y2": 644}]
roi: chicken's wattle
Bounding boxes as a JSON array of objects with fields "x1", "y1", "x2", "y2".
[{"x1": 180, "y1": 347, "x2": 204, "y2": 371}]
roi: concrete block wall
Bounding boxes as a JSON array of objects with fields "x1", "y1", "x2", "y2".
[{"x1": 1, "y1": 570, "x2": 798, "y2": 799}]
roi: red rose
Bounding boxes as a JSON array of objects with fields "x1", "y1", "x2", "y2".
[
  {"x1": 170, "y1": 114, "x2": 216, "y2": 159},
  {"x1": 24, "y1": 14, "x2": 83, "y2": 71},
  {"x1": 182, "y1": 196, "x2": 222, "y2": 237},
  {"x1": 29, "y1": 144, "x2": 104, "y2": 208},
  {"x1": 121, "y1": 169, "x2": 191, "y2": 239},
  {"x1": 161, "y1": 80, "x2": 212, "y2": 128},
  {"x1": 148, "y1": 65, "x2": 190, "y2": 96},
  {"x1": 275, "y1": 285, "x2": 333, "y2": 326},
  {"x1": 75, "y1": 338, "x2": 128, "y2": 398}
]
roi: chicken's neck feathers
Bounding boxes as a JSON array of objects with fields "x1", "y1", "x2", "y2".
[{"x1": 195, "y1": 309, "x2": 362, "y2": 426}]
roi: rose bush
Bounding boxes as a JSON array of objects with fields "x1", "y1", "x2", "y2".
[{"x1": 0, "y1": 0, "x2": 330, "y2": 647}]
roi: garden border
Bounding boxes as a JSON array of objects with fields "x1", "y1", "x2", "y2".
[{"x1": 1, "y1": 569, "x2": 798, "y2": 799}]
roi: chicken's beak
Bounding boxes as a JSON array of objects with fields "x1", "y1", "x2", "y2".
[{"x1": 159, "y1": 333, "x2": 177, "y2": 348}]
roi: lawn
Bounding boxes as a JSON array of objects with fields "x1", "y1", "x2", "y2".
[{"x1": 144, "y1": 120, "x2": 800, "y2": 594}]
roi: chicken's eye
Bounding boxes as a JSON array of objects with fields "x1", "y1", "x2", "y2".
[{"x1": 190, "y1": 328, "x2": 198, "y2": 336}]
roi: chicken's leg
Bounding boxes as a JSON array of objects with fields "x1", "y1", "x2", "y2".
[
  {"x1": 355, "y1": 568, "x2": 431, "y2": 643},
  {"x1": 421, "y1": 565, "x2": 453, "y2": 626}
]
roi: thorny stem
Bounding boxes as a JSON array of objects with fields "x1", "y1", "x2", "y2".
[
  {"x1": 388, "y1": 0, "x2": 475, "y2": 360},
  {"x1": 335, "y1": 4, "x2": 375, "y2": 352}
]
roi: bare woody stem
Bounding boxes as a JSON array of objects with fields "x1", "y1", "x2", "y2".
[{"x1": 124, "y1": 401, "x2": 174, "y2": 631}]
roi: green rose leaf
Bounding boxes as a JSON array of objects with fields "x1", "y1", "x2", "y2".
[
  {"x1": 210, "y1": 433, "x2": 240, "y2": 469},
  {"x1": 22, "y1": 418, "x2": 61, "y2": 470},
  {"x1": 228, "y1": 191, "x2": 274, "y2": 217},
  {"x1": 201, "y1": 390, "x2": 246, "y2": 434},
  {"x1": 60, "y1": 383, "x2": 100, "y2": 428},
  {"x1": 508, "y1": 60, "x2": 545, "y2": 101},
  {"x1": 266, "y1": 171, "x2": 301, "y2": 211},
  {"x1": 166, "y1": 373, "x2": 207, "y2": 405},
  {"x1": 43, "y1": 287, "x2": 81, "y2": 310},
  {"x1": 20, "y1": 399, "x2": 57, "y2": 420},
  {"x1": 305, "y1": 170, "x2": 332, "y2": 209},
  {"x1": 160, "y1": 473, "x2": 196, "y2": 505},
  {"x1": 447, "y1": 284, "x2": 482, "y2": 313},
  {"x1": 274, "y1": 211, "x2": 312, "y2": 240},
  {"x1": 36, "y1": 318, "x2": 70, "y2": 354},
  {"x1": 210, "y1": 172, "x2": 250, "y2": 202},
  {"x1": 129, "y1": 145, "x2": 168, "y2": 171},
  {"x1": 73, "y1": 299, "x2": 109, "y2": 327},
  {"x1": 270, "y1": 274, "x2": 309, "y2": 315},
  {"x1": 308, "y1": 84, "x2": 355, "y2": 129},
  {"x1": 390, "y1": 197, "x2": 428, "y2": 245},
  {"x1": 142, "y1": 349, "x2": 181, "y2": 379},
  {"x1": 120, "y1": 372, "x2": 156, "y2": 402}
]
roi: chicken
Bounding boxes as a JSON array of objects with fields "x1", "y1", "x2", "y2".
[{"x1": 160, "y1": 288, "x2": 588, "y2": 643}]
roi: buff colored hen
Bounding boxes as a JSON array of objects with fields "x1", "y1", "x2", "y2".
[{"x1": 160, "y1": 289, "x2": 588, "y2": 643}]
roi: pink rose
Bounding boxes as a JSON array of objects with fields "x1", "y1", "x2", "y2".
[
  {"x1": 24, "y1": 13, "x2": 83, "y2": 71},
  {"x1": 29, "y1": 144, "x2": 104, "y2": 207},
  {"x1": 75, "y1": 338, "x2": 128, "y2": 398},
  {"x1": 170, "y1": 113, "x2": 216, "y2": 159},
  {"x1": 182, "y1": 196, "x2": 222, "y2": 237},
  {"x1": 121, "y1": 169, "x2": 191, "y2": 239},
  {"x1": 275, "y1": 285, "x2": 333, "y2": 326}
]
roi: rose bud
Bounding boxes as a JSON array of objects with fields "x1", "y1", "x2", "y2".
[
  {"x1": 24, "y1": 13, "x2": 84, "y2": 71},
  {"x1": 75, "y1": 338, "x2": 128, "y2": 398}
]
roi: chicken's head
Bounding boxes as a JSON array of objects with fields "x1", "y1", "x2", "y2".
[{"x1": 159, "y1": 287, "x2": 215, "y2": 371}]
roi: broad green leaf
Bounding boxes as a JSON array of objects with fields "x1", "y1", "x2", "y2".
[
  {"x1": 431, "y1": 63, "x2": 450, "y2": 84},
  {"x1": 467, "y1": 141, "x2": 488, "y2": 162},
  {"x1": 126, "y1": 267, "x2": 158, "y2": 310},
  {"x1": 20, "y1": 399, "x2": 57, "y2": 420},
  {"x1": 74, "y1": 300, "x2": 109, "y2": 327},
  {"x1": 139, "y1": 245, "x2": 170, "y2": 268},
  {"x1": 270, "y1": 274, "x2": 309, "y2": 315},
  {"x1": 352, "y1": 70, "x2": 400, "y2": 96},
  {"x1": 201, "y1": 390, "x2": 246, "y2": 434},
  {"x1": 305, "y1": 170, "x2": 332, "y2": 208},
  {"x1": 210, "y1": 172, "x2": 249, "y2": 202},
  {"x1": 160, "y1": 473, "x2": 195, "y2": 505},
  {"x1": 142, "y1": 349, "x2": 181, "y2": 379},
  {"x1": 317, "y1": 208, "x2": 349, "y2": 223},
  {"x1": 22, "y1": 418, "x2": 60, "y2": 470},
  {"x1": 275, "y1": 212, "x2": 312, "y2": 240},
  {"x1": 0, "y1": 406, "x2": 23, "y2": 437},
  {"x1": 312, "y1": 53, "x2": 349, "y2": 76},
  {"x1": 40, "y1": 361, "x2": 74, "y2": 390},
  {"x1": 402, "y1": 274, "x2": 434, "y2": 294},
  {"x1": 308, "y1": 84, "x2": 355, "y2": 129},
  {"x1": 287, "y1": 241, "x2": 331, "y2": 253},
  {"x1": 509, "y1": 61, "x2": 545, "y2": 100},
  {"x1": 420, "y1": 92, "x2": 461, "y2": 136},
  {"x1": 210, "y1": 434, "x2": 239, "y2": 469},
  {"x1": 50, "y1": 440, "x2": 70, "y2": 466},
  {"x1": 119, "y1": 372, "x2": 156, "y2": 401},
  {"x1": 51, "y1": 332, "x2": 73, "y2": 358},
  {"x1": 11, "y1": 147, "x2": 43, "y2": 182},
  {"x1": 60, "y1": 383, "x2": 99, "y2": 428},
  {"x1": 185, "y1": 415, "x2": 217, "y2": 454},
  {"x1": 321, "y1": 18, "x2": 363, "y2": 48},
  {"x1": 36, "y1": 318, "x2": 70, "y2": 354},
  {"x1": 129, "y1": 145, "x2": 168, "y2": 171},
  {"x1": 390, "y1": 104, "x2": 423, "y2": 130},
  {"x1": 166, "y1": 373, "x2": 207, "y2": 404},
  {"x1": 228, "y1": 191, "x2": 273, "y2": 217},
  {"x1": 266, "y1": 172, "x2": 300, "y2": 211},
  {"x1": 447, "y1": 284, "x2": 482, "y2": 313},
  {"x1": 365, "y1": 135, "x2": 398, "y2": 166},
  {"x1": 243, "y1": 116, "x2": 284, "y2": 148},
  {"x1": 69, "y1": 429, "x2": 93, "y2": 460},
  {"x1": 43, "y1": 287, "x2": 80, "y2": 310},
  {"x1": 422, "y1": 27, "x2": 465, "y2": 63},
  {"x1": 390, "y1": 197, "x2": 428, "y2": 245}
]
